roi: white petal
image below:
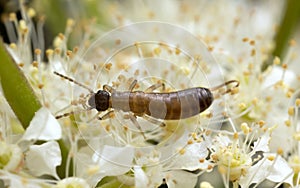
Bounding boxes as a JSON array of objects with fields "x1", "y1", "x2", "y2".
[
  {"x1": 262, "y1": 66, "x2": 296, "y2": 88},
  {"x1": 56, "y1": 177, "x2": 90, "y2": 188},
  {"x1": 165, "y1": 170, "x2": 198, "y2": 188},
  {"x1": 171, "y1": 142, "x2": 210, "y2": 171},
  {"x1": 239, "y1": 154, "x2": 293, "y2": 188},
  {"x1": 134, "y1": 166, "x2": 149, "y2": 188},
  {"x1": 9, "y1": 178, "x2": 42, "y2": 188},
  {"x1": 266, "y1": 155, "x2": 293, "y2": 186},
  {"x1": 93, "y1": 145, "x2": 134, "y2": 175},
  {"x1": 252, "y1": 132, "x2": 270, "y2": 153},
  {"x1": 26, "y1": 141, "x2": 61, "y2": 178},
  {"x1": 22, "y1": 107, "x2": 62, "y2": 141}
]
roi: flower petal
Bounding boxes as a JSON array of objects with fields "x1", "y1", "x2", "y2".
[
  {"x1": 171, "y1": 142, "x2": 210, "y2": 171},
  {"x1": 93, "y1": 145, "x2": 134, "y2": 175},
  {"x1": 165, "y1": 170, "x2": 198, "y2": 188},
  {"x1": 22, "y1": 107, "x2": 62, "y2": 141},
  {"x1": 25, "y1": 141, "x2": 61, "y2": 178},
  {"x1": 239, "y1": 154, "x2": 293, "y2": 188},
  {"x1": 252, "y1": 132, "x2": 271, "y2": 153},
  {"x1": 134, "y1": 166, "x2": 149, "y2": 188}
]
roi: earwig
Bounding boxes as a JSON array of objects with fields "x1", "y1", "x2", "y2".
[{"x1": 54, "y1": 71, "x2": 239, "y2": 121}]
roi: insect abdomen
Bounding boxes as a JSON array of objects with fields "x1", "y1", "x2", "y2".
[
  {"x1": 144, "y1": 88, "x2": 213, "y2": 120},
  {"x1": 111, "y1": 88, "x2": 213, "y2": 120}
]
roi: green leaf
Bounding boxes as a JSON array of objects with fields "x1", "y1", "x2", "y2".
[{"x1": 0, "y1": 40, "x2": 41, "y2": 128}]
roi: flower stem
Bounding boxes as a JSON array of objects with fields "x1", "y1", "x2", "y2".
[
  {"x1": 262, "y1": 0, "x2": 300, "y2": 70},
  {"x1": 0, "y1": 40, "x2": 41, "y2": 129}
]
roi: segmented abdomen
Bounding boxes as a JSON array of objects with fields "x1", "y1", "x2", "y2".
[{"x1": 111, "y1": 88, "x2": 213, "y2": 120}]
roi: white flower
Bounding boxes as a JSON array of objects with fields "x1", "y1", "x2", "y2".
[
  {"x1": 239, "y1": 154, "x2": 293, "y2": 188},
  {"x1": 211, "y1": 123, "x2": 293, "y2": 187},
  {"x1": 21, "y1": 107, "x2": 62, "y2": 141},
  {"x1": 25, "y1": 141, "x2": 62, "y2": 179},
  {"x1": 0, "y1": 141, "x2": 23, "y2": 172},
  {"x1": 56, "y1": 177, "x2": 90, "y2": 188}
]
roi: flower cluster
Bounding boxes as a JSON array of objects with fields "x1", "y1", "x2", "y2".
[{"x1": 0, "y1": 1, "x2": 300, "y2": 188}]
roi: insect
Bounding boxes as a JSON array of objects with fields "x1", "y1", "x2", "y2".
[{"x1": 54, "y1": 71, "x2": 239, "y2": 122}]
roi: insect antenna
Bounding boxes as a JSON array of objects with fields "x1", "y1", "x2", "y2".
[
  {"x1": 210, "y1": 80, "x2": 239, "y2": 98},
  {"x1": 55, "y1": 108, "x2": 94, "y2": 119},
  {"x1": 53, "y1": 71, "x2": 94, "y2": 93},
  {"x1": 54, "y1": 71, "x2": 95, "y2": 119}
]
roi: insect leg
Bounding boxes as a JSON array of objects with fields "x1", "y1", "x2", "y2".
[
  {"x1": 143, "y1": 114, "x2": 166, "y2": 127},
  {"x1": 103, "y1": 85, "x2": 115, "y2": 93},
  {"x1": 145, "y1": 82, "x2": 165, "y2": 92},
  {"x1": 128, "y1": 79, "x2": 138, "y2": 91},
  {"x1": 98, "y1": 110, "x2": 115, "y2": 120},
  {"x1": 124, "y1": 113, "x2": 146, "y2": 139}
]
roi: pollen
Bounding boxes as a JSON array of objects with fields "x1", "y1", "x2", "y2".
[
  {"x1": 277, "y1": 147, "x2": 283, "y2": 155},
  {"x1": 153, "y1": 47, "x2": 161, "y2": 55},
  {"x1": 293, "y1": 132, "x2": 300, "y2": 141},
  {"x1": 105, "y1": 124, "x2": 110, "y2": 132},
  {"x1": 208, "y1": 46, "x2": 214, "y2": 52},
  {"x1": 289, "y1": 155, "x2": 300, "y2": 173},
  {"x1": 46, "y1": 49, "x2": 54, "y2": 57},
  {"x1": 38, "y1": 84, "x2": 44, "y2": 89},
  {"x1": 252, "y1": 98, "x2": 258, "y2": 106},
  {"x1": 241, "y1": 122, "x2": 249, "y2": 134},
  {"x1": 115, "y1": 39, "x2": 121, "y2": 45},
  {"x1": 273, "y1": 56, "x2": 281, "y2": 65},
  {"x1": 187, "y1": 139, "x2": 193, "y2": 145},
  {"x1": 105, "y1": 63, "x2": 112, "y2": 71},
  {"x1": 175, "y1": 47, "x2": 181, "y2": 55},
  {"x1": 9, "y1": 43, "x2": 17, "y2": 49},
  {"x1": 18, "y1": 62, "x2": 24, "y2": 67},
  {"x1": 9, "y1": 13, "x2": 16, "y2": 21},
  {"x1": 249, "y1": 40, "x2": 255, "y2": 46},
  {"x1": 58, "y1": 33, "x2": 65, "y2": 40},
  {"x1": 66, "y1": 18, "x2": 75, "y2": 27},
  {"x1": 199, "y1": 158, "x2": 205, "y2": 163},
  {"x1": 295, "y1": 98, "x2": 300, "y2": 107},
  {"x1": 284, "y1": 120, "x2": 291, "y2": 127},
  {"x1": 87, "y1": 165, "x2": 100, "y2": 175},
  {"x1": 32, "y1": 61, "x2": 38, "y2": 68},
  {"x1": 286, "y1": 91, "x2": 293, "y2": 98},
  {"x1": 54, "y1": 48, "x2": 61, "y2": 55},
  {"x1": 27, "y1": 8, "x2": 36, "y2": 18},
  {"x1": 288, "y1": 106, "x2": 294, "y2": 116},
  {"x1": 179, "y1": 148, "x2": 186, "y2": 155},
  {"x1": 233, "y1": 132, "x2": 239, "y2": 139},
  {"x1": 180, "y1": 66, "x2": 190, "y2": 75},
  {"x1": 200, "y1": 181, "x2": 214, "y2": 188},
  {"x1": 238, "y1": 103, "x2": 246, "y2": 110},
  {"x1": 258, "y1": 120, "x2": 265, "y2": 128},
  {"x1": 230, "y1": 87, "x2": 239, "y2": 95},
  {"x1": 282, "y1": 63, "x2": 288, "y2": 70},
  {"x1": 267, "y1": 155, "x2": 275, "y2": 161},
  {"x1": 66, "y1": 50, "x2": 72, "y2": 57},
  {"x1": 19, "y1": 20, "x2": 28, "y2": 33},
  {"x1": 250, "y1": 49, "x2": 256, "y2": 56},
  {"x1": 207, "y1": 165, "x2": 213, "y2": 171},
  {"x1": 123, "y1": 125, "x2": 128, "y2": 131},
  {"x1": 289, "y1": 39, "x2": 297, "y2": 46},
  {"x1": 218, "y1": 165, "x2": 227, "y2": 174},
  {"x1": 242, "y1": 37, "x2": 249, "y2": 42},
  {"x1": 34, "y1": 49, "x2": 41, "y2": 55}
]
